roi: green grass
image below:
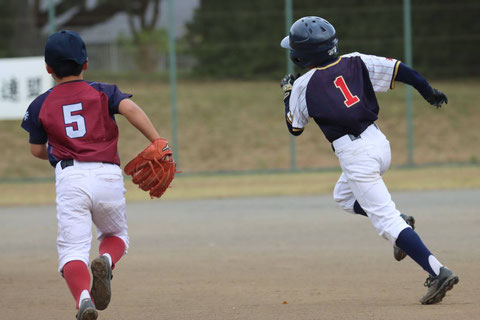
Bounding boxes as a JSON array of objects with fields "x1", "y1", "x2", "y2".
[
  {"x1": 2, "y1": 79, "x2": 479, "y2": 180},
  {"x1": 1, "y1": 165, "x2": 479, "y2": 206}
]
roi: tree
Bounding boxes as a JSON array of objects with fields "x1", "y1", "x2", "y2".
[
  {"x1": 31, "y1": 0, "x2": 164, "y2": 70},
  {"x1": 32, "y1": 0, "x2": 160, "y2": 32},
  {"x1": 185, "y1": 0, "x2": 285, "y2": 78},
  {"x1": 185, "y1": 0, "x2": 480, "y2": 79},
  {"x1": 0, "y1": 0, "x2": 15, "y2": 57},
  {"x1": 184, "y1": 0, "x2": 405, "y2": 78}
]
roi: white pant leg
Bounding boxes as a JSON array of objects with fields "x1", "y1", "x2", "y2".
[
  {"x1": 333, "y1": 172, "x2": 356, "y2": 214},
  {"x1": 333, "y1": 125, "x2": 410, "y2": 244},
  {"x1": 90, "y1": 164, "x2": 129, "y2": 253},
  {"x1": 55, "y1": 163, "x2": 94, "y2": 273},
  {"x1": 55, "y1": 161, "x2": 129, "y2": 273}
]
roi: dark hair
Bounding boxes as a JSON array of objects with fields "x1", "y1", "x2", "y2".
[{"x1": 50, "y1": 60, "x2": 84, "y2": 78}]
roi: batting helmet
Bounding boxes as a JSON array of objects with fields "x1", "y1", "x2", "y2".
[{"x1": 281, "y1": 16, "x2": 338, "y2": 68}]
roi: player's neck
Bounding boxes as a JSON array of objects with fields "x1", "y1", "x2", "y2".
[{"x1": 54, "y1": 74, "x2": 84, "y2": 85}]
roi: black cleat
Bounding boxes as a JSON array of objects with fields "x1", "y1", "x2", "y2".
[
  {"x1": 394, "y1": 214, "x2": 416, "y2": 261},
  {"x1": 76, "y1": 298, "x2": 97, "y2": 320},
  {"x1": 90, "y1": 256, "x2": 112, "y2": 311},
  {"x1": 419, "y1": 267, "x2": 459, "y2": 305}
]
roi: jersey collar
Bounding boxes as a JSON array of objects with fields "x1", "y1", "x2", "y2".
[{"x1": 315, "y1": 57, "x2": 342, "y2": 70}]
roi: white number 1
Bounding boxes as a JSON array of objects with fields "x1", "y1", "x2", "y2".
[{"x1": 62, "y1": 103, "x2": 86, "y2": 138}]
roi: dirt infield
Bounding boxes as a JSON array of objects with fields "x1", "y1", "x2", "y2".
[{"x1": 1, "y1": 189, "x2": 479, "y2": 320}]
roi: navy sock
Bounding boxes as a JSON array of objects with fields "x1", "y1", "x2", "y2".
[
  {"x1": 395, "y1": 228, "x2": 435, "y2": 275},
  {"x1": 353, "y1": 200, "x2": 368, "y2": 217}
]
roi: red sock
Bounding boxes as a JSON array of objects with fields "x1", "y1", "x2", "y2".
[
  {"x1": 63, "y1": 260, "x2": 91, "y2": 309},
  {"x1": 99, "y1": 236, "x2": 126, "y2": 269}
]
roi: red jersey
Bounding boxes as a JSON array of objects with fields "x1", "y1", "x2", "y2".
[{"x1": 21, "y1": 80, "x2": 132, "y2": 166}]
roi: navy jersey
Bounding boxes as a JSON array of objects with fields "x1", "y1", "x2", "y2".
[
  {"x1": 286, "y1": 52, "x2": 400, "y2": 142},
  {"x1": 21, "y1": 80, "x2": 132, "y2": 167}
]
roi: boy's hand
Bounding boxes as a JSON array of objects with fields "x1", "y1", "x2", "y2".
[
  {"x1": 280, "y1": 73, "x2": 300, "y2": 99},
  {"x1": 124, "y1": 138, "x2": 178, "y2": 198},
  {"x1": 426, "y1": 88, "x2": 448, "y2": 108}
]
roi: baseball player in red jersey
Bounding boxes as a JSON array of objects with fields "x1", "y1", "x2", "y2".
[
  {"x1": 280, "y1": 17, "x2": 458, "y2": 304},
  {"x1": 21, "y1": 30, "x2": 170, "y2": 319}
]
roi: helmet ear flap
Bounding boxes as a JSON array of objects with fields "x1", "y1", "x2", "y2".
[
  {"x1": 290, "y1": 51, "x2": 310, "y2": 68},
  {"x1": 291, "y1": 52, "x2": 301, "y2": 63}
]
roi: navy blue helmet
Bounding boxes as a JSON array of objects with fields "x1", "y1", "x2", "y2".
[{"x1": 281, "y1": 16, "x2": 338, "y2": 68}]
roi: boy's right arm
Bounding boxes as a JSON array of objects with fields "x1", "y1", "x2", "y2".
[
  {"x1": 30, "y1": 143, "x2": 48, "y2": 160},
  {"x1": 281, "y1": 74, "x2": 303, "y2": 136}
]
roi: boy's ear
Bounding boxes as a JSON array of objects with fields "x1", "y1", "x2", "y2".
[
  {"x1": 46, "y1": 64, "x2": 54, "y2": 74},
  {"x1": 83, "y1": 61, "x2": 88, "y2": 70}
]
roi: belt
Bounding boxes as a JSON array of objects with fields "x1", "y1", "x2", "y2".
[
  {"x1": 331, "y1": 123, "x2": 379, "y2": 152},
  {"x1": 331, "y1": 133, "x2": 361, "y2": 152},
  {"x1": 348, "y1": 133, "x2": 361, "y2": 141},
  {"x1": 60, "y1": 159, "x2": 117, "y2": 169},
  {"x1": 60, "y1": 159, "x2": 74, "y2": 169}
]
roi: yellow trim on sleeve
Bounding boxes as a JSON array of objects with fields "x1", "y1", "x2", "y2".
[
  {"x1": 390, "y1": 60, "x2": 401, "y2": 90},
  {"x1": 286, "y1": 111, "x2": 294, "y2": 124}
]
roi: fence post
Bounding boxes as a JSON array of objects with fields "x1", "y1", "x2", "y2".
[
  {"x1": 403, "y1": 0, "x2": 414, "y2": 166},
  {"x1": 48, "y1": 0, "x2": 56, "y2": 35},
  {"x1": 167, "y1": 0, "x2": 179, "y2": 168},
  {"x1": 285, "y1": 0, "x2": 296, "y2": 171}
]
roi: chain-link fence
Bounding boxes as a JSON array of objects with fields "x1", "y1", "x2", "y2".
[{"x1": 0, "y1": 0, "x2": 479, "y2": 180}]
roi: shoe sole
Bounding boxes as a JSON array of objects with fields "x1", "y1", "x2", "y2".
[
  {"x1": 394, "y1": 216, "x2": 416, "y2": 261},
  {"x1": 420, "y1": 275, "x2": 459, "y2": 305},
  {"x1": 78, "y1": 308, "x2": 98, "y2": 320},
  {"x1": 91, "y1": 257, "x2": 111, "y2": 311}
]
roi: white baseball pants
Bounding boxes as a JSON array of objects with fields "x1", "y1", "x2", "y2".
[
  {"x1": 332, "y1": 124, "x2": 411, "y2": 244},
  {"x1": 55, "y1": 160, "x2": 129, "y2": 273}
]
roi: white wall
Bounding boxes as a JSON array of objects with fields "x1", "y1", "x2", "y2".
[{"x1": 0, "y1": 57, "x2": 54, "y2": 120}]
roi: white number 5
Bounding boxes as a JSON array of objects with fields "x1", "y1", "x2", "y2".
[{"x1": 62, "y1": 103, "x2": 86, "y2": 138}]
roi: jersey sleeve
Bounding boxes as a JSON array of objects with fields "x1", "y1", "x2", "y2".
[
  {"x1": 89, "y1": 82, "x2": 133, "y2": 115},
  {"x1": 342, "y1": 52, "x2": 400, "y2": 92},
  {"x1": 21, "y1": 92, "x2": 49, "y2": 144},
  {"x1": 287, "y1": 71, "x2": 312, "y2": 131},
  {"x1": 396, "y1": 62, "x2": 434, "y2": 100}
]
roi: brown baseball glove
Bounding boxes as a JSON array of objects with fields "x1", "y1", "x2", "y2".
[{"x1": 124, "y1": 138, "x2": 177, "y2": 198}]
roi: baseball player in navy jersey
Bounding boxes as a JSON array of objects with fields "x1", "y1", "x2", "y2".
[
  {"x1": 280, "y1": 16, "x2": 458, "y2": 304},
  {"x1": 21, "y1": 30, "x2": 170, "y2": 319}
]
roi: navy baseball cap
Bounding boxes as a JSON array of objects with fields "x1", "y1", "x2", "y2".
[{"x1": 44, "y1": 30, "x2": 87, "y2": 66}]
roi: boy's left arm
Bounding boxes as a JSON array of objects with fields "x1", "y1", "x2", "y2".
[
  {"x1": 119, "y1": 99, "x2": 176, "y2": 198},
  {"x1": 395, "y1": 62, "x2": 448, "y2": 108},
  {"x1": 118, "y1": 99, "x2": 172, "y2": 163},
  {"x1": 118, "y1": 99, "x2": 161, "y2": 142}
]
